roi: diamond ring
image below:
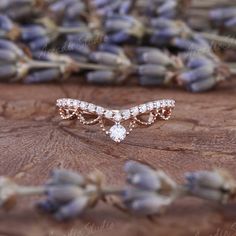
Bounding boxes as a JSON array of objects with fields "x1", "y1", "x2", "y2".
[{"x1": 56, "y1": 98, "x2": 175, "y2": 143}]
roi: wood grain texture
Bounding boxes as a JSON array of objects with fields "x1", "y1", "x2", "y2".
[{"x1": 0, "y1": 80, "x2": 236, "y2": 236}]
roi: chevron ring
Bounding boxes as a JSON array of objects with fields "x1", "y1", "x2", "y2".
[{"x1": 56, "y1": 98, "x2": 175, "y2": 143}]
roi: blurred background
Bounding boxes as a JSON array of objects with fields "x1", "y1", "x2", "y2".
[{"x1": 0, "y1": 0, "x2": 235, "y2": 92}]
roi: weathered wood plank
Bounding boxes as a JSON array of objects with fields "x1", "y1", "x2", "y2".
[{"x1": 0, "y1": 80, "x2": 236, "y2": 236}]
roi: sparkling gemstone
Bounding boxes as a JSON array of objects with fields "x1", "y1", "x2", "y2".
[
  {"x1": 105, "y1": 110, "x2": 113, "y2": 119},
  {"x1": 113, "y1": 112, "x2": 122, "y2": 122},
  {"x1": 80, "y1": 102, "x2": 88, "y2": 110},
  {"x1": 88, "y1": 103, "x2": 96, "y2": 112},
  {"x1": 73, "y1": 100, "x2": 79, "y2": 108},
  {"x1": 139, "y1": 104, "x2": 147, "y2": 113},
  {"x1": 122, "y1": 110, "x2": 131, "y2": 120},
  {"x1": 56, "y1": 100, "x2": 61, "y2": 106},
  {"x1": 96, "y1": 106, "x2": 104, "y2": 115},
  {"x1": 62, "y1": 99, "x2": 67, "y2": 107},
  {"x1": 69, "y1": 100, "x2": 74, "y2": 107},
  {"x1": 131, "y1": 107, "x2": 139, "y2": 116},
  {"x1": 154, "y1": 101, "x2": 160, "y2": 109},
  {"x1": 147, "y1": 102, "x2": 154, "y2": 111},
  {"x1": 109, "y1": 124, "x2": 127, "y2": 142}
]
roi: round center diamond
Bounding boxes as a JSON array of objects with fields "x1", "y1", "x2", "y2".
[{"x1": 109, "y1": 124, "x2": 127, "y2": 143}]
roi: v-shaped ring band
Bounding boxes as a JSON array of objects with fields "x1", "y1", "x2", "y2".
[{"x1": 56, "y1": 98, "x2": 175, "y2": 143}]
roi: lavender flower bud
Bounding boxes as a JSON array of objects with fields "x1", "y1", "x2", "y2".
[
  {"x1": 128, "y1": 173, "x2": 161, "y2": 191},
  {"x1": 139, "y1": 76, "x2": 165, "y2": 86},
  {"x1": 124, "y1": 161, "x2": 177, "y2": 192},
  {"x1": 187, "y1": 77, "x2": 216, "y2": 93},
  {"x1": 49, "y1": 169, "x2": 86, "y2": 186},
  {"x1": 119, "y1": 0, "x2": 132, "y2": 14},
  {"x1": 86, "y1": 70, "x2": 116, "y2": 84},
  {"x1": 153, "y1": 28, "x2": 181, "y2": 39},
  {"x1": 178, "y1": 65, "x2": 215, "y2": 83},
  {"x1": 54, "y1": 196, "x2": 89, "y2": 220},
  {"x1": 98, "y1": 43, "x2": 124, "y2": 55},
  {"x1": 150, "y1": 18, "x2": 174, "y2": 29},
  {"x1": 0, "y1": 64, "x2": 16, "y2": 80},
  {"x1": 29, "y1": 36, "x2": 52, "y2": 50},
  {"x1": 225, "y1": 17, "x2": 236, "y2": 27},
  {"x1": 66, "y1": 2, "x2": 86, "y2": 19},
  {"x1": 46, "y1": 186, "x2": 83, "y2": 203},
  {"x1": 157, "y1": 0, "x2": 177, "y2": 15},
  {"x1": 0, "y1": 39, "x2": 24, "y2": 57},
  {"x1": 185, "y1": 170, "x2": 236, "y2": 203},
  {"x1": 37, "y1": 199, "x2": 61, "y2": 213},
  {"x1": 210, "y1": 8, "x2": 236, "y2": 21},
  {"x1": 129, "y1": 195, "x2": 172, "y2": 215},
  {"x1": 105, "y1": 19, "x2": 133, "y2": 32},
  {"x1": 186, "y1": 56, "x2": 213, "y2": 69},
  {"x1": 90, "y1": 52, "x2": 123, "y2": 66},
  {"x1": 138, "y1": 50, "x2": 174, "y2": 66},
  {"x1": 138, "y1": 65, "x2": 166, "y2": 77},
  {"x1": 124, "y1": 161, "x2": 154, "y2": 175},
  {"x1": 0, "y1": 49, "x2": 17, "y2": 62},
  {"x1": 21, "y1": 25, "x2": 48, "y2": 41},
  {"x1": 24, "y1": 69, "x2": 61, "y2": 83},
  {"x1": 0, "y1": 14, "x2": 14, "y2": 31},
  {"x1": 91, "y1": 0, "x2": 112, "y2": 8},
  {"x1": 105, "y1": 31, "x2": 134, "y2": 44},
  {"x1": 64, "y1": 42, "x2": 91, "y2": 56}
]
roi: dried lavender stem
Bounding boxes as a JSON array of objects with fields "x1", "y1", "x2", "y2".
[
  {"x1": 101, "y1": 187, "x2": 124, "y2": 196},
  {"x1": 15, "y1": 186, "x2": 45, "y2": 196},
  {"x1": 58, "y1": 27, "x2": 91, "y2": 35},
  {"x1": 201, "y1": 32, "x2": 236, "y2": 49},
  {"x1": 75, "y1": 62, "x2": 116, "y2": 71},
  {"x1": 27, "y1": 60, "x2": 64, "y2": 69}
]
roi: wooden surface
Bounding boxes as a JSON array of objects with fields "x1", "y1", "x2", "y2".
[{"x1": 0, "y1": 80, "x2": 236, "y2": 236}]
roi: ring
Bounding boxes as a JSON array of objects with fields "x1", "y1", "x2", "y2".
[{"x1": 56, "y1": 98, "x2": 175, "y2": 143}]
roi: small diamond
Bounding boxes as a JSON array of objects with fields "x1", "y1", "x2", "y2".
[
  {"x1": 122, "y1": 110, "x2": 131, "y2": 120},
  {"x1": 139, "y1": 104, "x2": 147, "y2": 113},
  {"x1": 73, "y1": 100, "x2": 79, "y2": 108},
  {"x1": 62, "y1": 99, "x2": 67, "y2": 107},
  {"x1": 80, "y1": 102, "x2": 88, "y2": 110},
  {"x1": 113, "y1": 112, "x2": 122, "y2": 122},
  {"x1": 160, "y1": 100, "x2": 164, "y2": 107},
  {"x1": 154, "y1": 101, "x2": 160, "y2": 109},
  {"x1": 147, "y1": 102, "x2": 154, "y2": 111},
  {"x1": 105, "y1": 110, "x2": 113, "y2": 119},
  {"x1": 69, "y1": 99, "x2": 74, "y2": 107},
  {"x1": 56, "y1": 100, "x2": 62, "y2": 106},
  {"x1": 109, "y1": 124, "x2": 127, "y2": 142},
  {"x1": 88, "y1": 103, "x2": 96, "y2": 112},
  {"x1": 96, "y1": 106, "x2": 104, "y2": 115},
  {"x1": 131, "y1": 107, "x2": 139, "y2": 116}
]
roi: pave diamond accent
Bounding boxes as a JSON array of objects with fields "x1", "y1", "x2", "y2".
[
  {"x1": 80, "y1": 102, "x2": 88, "y2": 110},
  {"x1": 139, "y1": 104, "x2": 147, "y2": 113},
  {"x1": 105, "y1": 110, "x2": 113, "y2": 119},
  {"x1": 109, "y1": 124, "x2": 127, "y2": 142},
  {"x1": 96, "y1": 106, "x2": 104, "y2": 115},
  {"x1": 113, "y1": 112, "x2": 122, "y2": 122},
  {"x1": 122, "y1": 110, "x2": 131, "y2": 120},
  {"x1": 131, "y1": 107, "x2": 139, "y2": 116},
  {"x1": 88, "y1": 103, "x2": 96, "y2": 112}
]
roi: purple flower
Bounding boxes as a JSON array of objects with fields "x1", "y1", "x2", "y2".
[
  {"x1": 185, "y1": 170, "x2": 236, "y2": 203},
  {"x1": 122, "y1": 161, "x2": 177, "y2": 215}
]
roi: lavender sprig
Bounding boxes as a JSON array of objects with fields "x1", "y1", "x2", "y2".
[{"x1": 1, "y1": 161, "x2": 236, "y2": 220}]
